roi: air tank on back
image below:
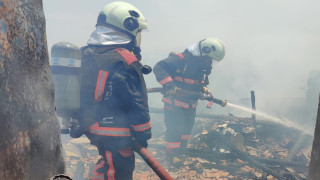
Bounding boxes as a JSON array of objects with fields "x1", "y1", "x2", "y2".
[{"x1": 50, "y1": 42, "x2": 81, "y2": 134}]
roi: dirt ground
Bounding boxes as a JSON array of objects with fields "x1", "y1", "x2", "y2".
[{"x1": 61, "y1": 113, "x2": 311, "y2": 180}]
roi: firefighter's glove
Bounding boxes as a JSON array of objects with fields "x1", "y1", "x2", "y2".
[
  {"x1": 133, "y1": 137, "x2": 148, "y2": 148},
  {"x1": 69, "y1": 119, "x2": 84, "y2": 138},
  {"x1": 137, "y1": 139, "x2": 148, "y2": 148},
  {"x1": 220, "y1": 100, "x2": 228, "y2": 107},
  {"x1": 202, "y1": 87, "x2": 209, "y2": 94},
  {"x1": 200, "y1": 93, "x2": 213, "y2": 101},
  {"x1": 132, "y1": 129, "x2": 150, "y2": 148}
]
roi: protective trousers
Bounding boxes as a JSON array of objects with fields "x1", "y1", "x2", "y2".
[
  {"x1": 164, "y1": 104, "x2": 196, "y2": 155},
  {"x1": 91, "y1": 146, "x2": 135, "y2": 180}
]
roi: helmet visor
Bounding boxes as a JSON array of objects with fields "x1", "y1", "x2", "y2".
[{"x1": 135, "y1": 31, "x2": 142, "y2": 47}]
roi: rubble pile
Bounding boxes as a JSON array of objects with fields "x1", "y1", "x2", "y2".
[{"x1": 63, "y1": 114, "x2": 312, "y2": 179}]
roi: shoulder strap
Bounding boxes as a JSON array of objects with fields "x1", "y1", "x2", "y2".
[{"x1": 114, "y1": 48, "x2": 138, "y2": 65}]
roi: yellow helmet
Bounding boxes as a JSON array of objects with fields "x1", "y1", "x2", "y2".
[
  {"x1": 97, "y1": 1, "x2": 147, "y2": 37},
  {"x1": 199, "y1": 38, "x2": 225, "y2": 61}
]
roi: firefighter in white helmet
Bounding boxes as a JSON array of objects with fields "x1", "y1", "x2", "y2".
[
  {"x1": 70, "y1": 2, "x2": 151, "y2": 179},
  {"x1": 153, "y1": 37, "x2": 227, "y2": 166}
]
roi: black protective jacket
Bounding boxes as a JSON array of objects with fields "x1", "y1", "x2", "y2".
[
  {"x1": 153, "y1": 50, "x2": 211, "y2": 107},
  {"x1": 72, "y1": 45, "x2": 151, "y2": 149}
]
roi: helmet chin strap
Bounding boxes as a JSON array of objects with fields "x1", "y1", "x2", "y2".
[
  {"x1": 119, "y1": 39, "x2": 141, "y2": 60},
  {"x1": 125, "y1": 40, "x2": 152, "y2": 75},
  {"x1": 132, "y1": 45, "x2": 142, "y2": 60}
]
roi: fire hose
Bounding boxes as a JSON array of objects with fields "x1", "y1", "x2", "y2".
[
  {"x1": 147, "y1": 87, "x2": 227, "y2": 108},
  {"x1": 59, "y1": 139, "x2": 173, "y2": 179},
  {"x1": 133, "y1": 141, "x2": 174, "y2": 180}
]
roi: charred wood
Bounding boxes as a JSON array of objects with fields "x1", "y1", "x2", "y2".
[{"x1": 0, "y1": 0, "x2": 64, "y2": 179}]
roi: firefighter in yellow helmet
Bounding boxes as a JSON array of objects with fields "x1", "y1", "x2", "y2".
[
  {"x1": 153, "y1": 37, "x2": 227, "y2": 166},
  {"x1": 70, "y1": 2, "x2": 151, "y2": 179}
]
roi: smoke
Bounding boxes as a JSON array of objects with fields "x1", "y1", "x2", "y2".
[{"x1": 44, "y1": 0, "x2": 320, "y2": 144}]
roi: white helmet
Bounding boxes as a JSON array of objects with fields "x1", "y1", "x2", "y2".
[
  {"x1": 97, "y1": 1, "x2": 148, "y2": 37},
  {"x1": 199, "y1": 37, "x2": 225, "y2": 61}
]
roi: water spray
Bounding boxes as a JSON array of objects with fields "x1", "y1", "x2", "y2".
[
  {"x1": 147, "y1": 87, "x2": 313, "y2": 135},
  {"x1": 226, "y1": 102, "x2": 312, "y2": 135}
]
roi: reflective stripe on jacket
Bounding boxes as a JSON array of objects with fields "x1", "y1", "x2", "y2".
[
  {"x1": 95, "y1": 70, "x2": 109, "y2": 101},
  {"x1": 174, "y1": 76, "x2": 199, "y2": 85},
  {"x1": 131, "y1": 121, "x2": 151, "y2": 132},
  {"x1": 159, "y1": 76, "x2": 173, "y2": 85},
  {"x1": 88, "y1": 122, "x2": 131, "y2": 137},
  {"x1": 153, "y1": 50, "x2": 207, "y2": 105}
]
